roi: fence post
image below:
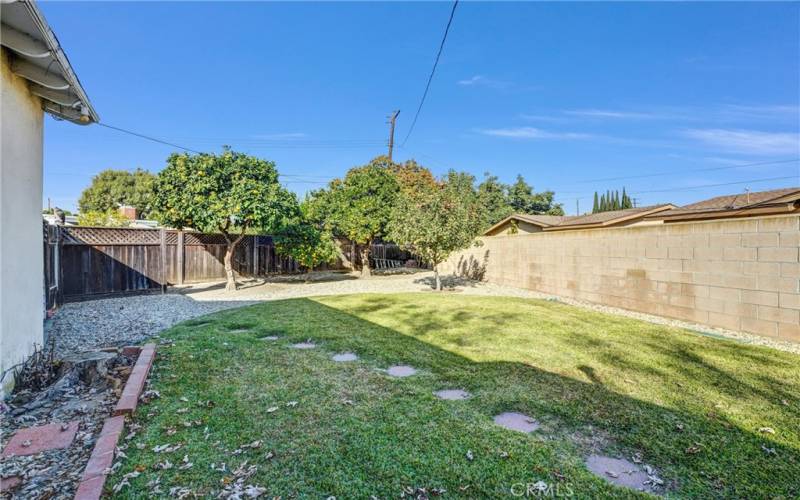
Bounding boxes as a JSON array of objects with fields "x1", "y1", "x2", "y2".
[
  {"x1": 253, "y1": 236, "x2": 259, "y2": 276},
  {"x1": 160, "y1": 228, "x2": 167, "y2": 293},
  {"x1": 177, "y1": 230, "x2": 185, "y2": 285}
]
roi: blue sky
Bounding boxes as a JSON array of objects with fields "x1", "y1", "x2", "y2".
[{"x1": 42, "y1": 1, "x2": 799, "y2": 215}]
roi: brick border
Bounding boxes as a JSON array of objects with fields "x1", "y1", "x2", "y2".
[
  {"x1": 74, "y1": 344, "x2": 156, "y2": 500},
  {"x1": 114, "y1": 343, "x2": 156, "y2": 416}
]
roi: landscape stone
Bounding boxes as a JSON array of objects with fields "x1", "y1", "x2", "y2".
[
  {"x1": 386, "y1": 365, "x2": 416, "y2": 377},
  {"x1": 493, "y1": 412, "x2": 539, "y2": 433},
  {"x1": 584, "y1": 455, "x2": 655, "y2": 492},
  {"x1": 434, "y1": 389, "x2": 470, "y2": 400}
]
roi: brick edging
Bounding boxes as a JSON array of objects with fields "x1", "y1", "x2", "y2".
[
  {"x1": 114, "y1": 343, "x2": 156, "y2": 416},
  {"x1": 74, "y1": 344, "x2": 156, "y2": 500}
]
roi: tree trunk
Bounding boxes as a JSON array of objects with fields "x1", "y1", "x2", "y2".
[
  {"x1": 434, "y1": 264, "x2": 442, "y2": 291},
  {"x1": 360, "y1": 245, "x2": 371, "y2": 278},
  {"x1": 224, "y1": 242, "x2": 238, "y2": 291}
]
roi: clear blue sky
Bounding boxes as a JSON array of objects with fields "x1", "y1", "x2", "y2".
[{"x1": 41, "y1": 1, "x2": 800, "y2": 215}]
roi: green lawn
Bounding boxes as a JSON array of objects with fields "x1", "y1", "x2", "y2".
[{"x1": 112, "y1": 294, "x2": 800, "y2": 498}]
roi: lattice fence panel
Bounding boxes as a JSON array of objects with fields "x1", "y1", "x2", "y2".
[{"x1": 61, "y1": 227, "x2": 161, "y2": 245}]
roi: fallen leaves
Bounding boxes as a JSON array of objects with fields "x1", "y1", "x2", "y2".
[
  {"x1": 685, "y1": 443, "x2": 703, "y2": 455},
  {"x1": 465, "y1": 450, "x2": 474, "y2": 461},
  {"x1": 152, "y1": 443, "x2": 183, "y2": 454},
  {"x1": 111, "y1": 470, "x2": 140, "y2": 493}
]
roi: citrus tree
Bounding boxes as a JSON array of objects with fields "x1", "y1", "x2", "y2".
[
  {"x1": 306, "y1": 158, "x2": 398, "y2": 277},
  {"x1": 274, "y1": 222, "x2": 338, "y2": 281},
  {"x1": 153, "y1": 148, "x2": 296, "y2": 291},
  {"x1": 387, "y1": 171, "x2": 483, "y2": 290}
]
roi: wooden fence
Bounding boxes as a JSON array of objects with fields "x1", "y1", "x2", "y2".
[
  {"x1": 43, "y1": 225, "x2": 420, "y2": 304},
  {"x1": 45, "y1": 226, "x2": 315, "y2": 303}
]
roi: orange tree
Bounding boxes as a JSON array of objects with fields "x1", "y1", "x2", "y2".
[{"x1": 153, "y1": 148, "x2": 296, "y2": 291}]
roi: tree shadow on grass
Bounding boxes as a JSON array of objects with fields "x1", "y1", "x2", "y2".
[{"x1": 135, "y1": 295, "x2": 800, "y2": 499}]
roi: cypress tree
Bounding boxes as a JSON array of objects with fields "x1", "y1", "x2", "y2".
[
  {"x1": 622, "y1": 187, "x2": 631, "y2": 209},
  {"x1": 592, "y1": 192, "x2": 599, "y2": 213}
]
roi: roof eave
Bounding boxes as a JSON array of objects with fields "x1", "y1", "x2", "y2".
[
  {"x1": 4, "y1": 0, "x2": 98, "y2": 125},
  {"x1": 657, "y1": 202, "x2": 800, "y2": 223}
]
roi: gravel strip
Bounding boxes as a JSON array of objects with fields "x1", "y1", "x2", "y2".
[
  {"x1": 46, "y1": 295, "x2": 256, "y2": 358},
  {"x1": 45, "y1": 270, "x2": 799, "y2": 358}
]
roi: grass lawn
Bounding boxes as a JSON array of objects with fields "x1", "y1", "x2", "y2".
[{"x1": 113, "y1": 294, "x2": 800, "y2": 498}]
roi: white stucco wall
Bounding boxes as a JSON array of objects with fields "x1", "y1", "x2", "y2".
[{"x1": 0, "y1": 49, "x2": 45, "y2": 395}]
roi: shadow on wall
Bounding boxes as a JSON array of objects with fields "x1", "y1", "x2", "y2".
[
  {"x1": 156, "y1": 295, "x2": 800, "y2": 498},
  {"x1": 455, "y1": 249, "x2": 490, "y2": 281}
]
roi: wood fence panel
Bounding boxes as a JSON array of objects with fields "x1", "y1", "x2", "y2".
[{"x1": 47, "y1": 226, "x2": 346, "y2": 302}]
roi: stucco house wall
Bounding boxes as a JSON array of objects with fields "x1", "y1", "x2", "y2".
[{"x1": 0, "y1": 49, "x2": 45, "y2": 394}]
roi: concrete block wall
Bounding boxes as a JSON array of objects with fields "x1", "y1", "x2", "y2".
[{"x1": 442, "y1": 215, "x2": 800, "y2": 342}]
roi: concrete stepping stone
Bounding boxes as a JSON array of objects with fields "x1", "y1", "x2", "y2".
[
  {"x1": 291, "y1": 341, "x2": 316, "y2": 349},
  {"x1": 259, "y1": 336, "x2": 280, "y2": 341},
  {"x1": 386, "y1": 365, "x2": 417, "y2": 377},
  {"x1": 493, "y1": 412, "x2": 539, "y2": 433},
  {"x1": 434, "y1": 389, "x2": 470, "y2": 400},
  {"x1": 332, "y1": 352, "x2": 358, "y2": 362},
  {"x1": 585, "y1": 455, "x2": 655, "y2": 492},
  {"x1": 1, "y1": 421, "x2": 79, "y2": 457}
]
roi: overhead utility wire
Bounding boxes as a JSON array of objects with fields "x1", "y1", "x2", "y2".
[
  {"x1": 629, "y1": 175, "x2": 798, "y2": 195},
  {"x1": 400, "y1": 0, "x2": 459, "y2": 147},
  {"x1": 97, "y1": 122, "x2": 204, "y2": 154},
  {"x1": 569, "y1": 158, "x2": 800, "y2": 184},
  {"x1": 98, "y1": 122, "x2": 385, "y2": 152}
]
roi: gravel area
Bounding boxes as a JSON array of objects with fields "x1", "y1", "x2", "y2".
[
  {"x1": 45, "y1": 270, "x2": 800, "y2": 357},
  {"x1": 46, "y1": 295, "x2": 255, "y2": 358}
]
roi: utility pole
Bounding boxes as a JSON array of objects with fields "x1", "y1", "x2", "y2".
[{"x1": 386, "y1": 110, "x2": 400, "y2": 162}]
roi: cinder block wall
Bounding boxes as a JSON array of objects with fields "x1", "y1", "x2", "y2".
[{"x1": 441, "y1": 215, "x2": 800, "y2": 342}]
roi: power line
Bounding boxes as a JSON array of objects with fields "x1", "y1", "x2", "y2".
[
  {"x1": 400, "y1": 0, "x2": 459, "y2": 147},
  {"x1": 568, "y1": 158, "x2": 799, "y2": 184},
  {"x1": 97, "y1": 123, "x2": 204, "y2": 154},
  {"x1": 629, "y1": 175, "x2": 798, "y2": 195}
]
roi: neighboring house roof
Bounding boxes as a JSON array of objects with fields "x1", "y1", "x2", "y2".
[
  {"x1": 1, "y1": 0, "x2": 98, "y2": 124},
  {"x1": 484, "y1": 205, "x2": 675, "y2": 235},
  {"x1": 653, "y1": 187, "x2": 800, "y2": 222},
  {"x1": 483, "y1": 213, "x2": 566, "y2": 235},
  {"x1": 549, "y1": 205, "x2": 675, "y2": 230}
]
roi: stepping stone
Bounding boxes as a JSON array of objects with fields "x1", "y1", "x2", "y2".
[
  {"x1": 434, "y1": 389, "x2": 470, "y2": 400},
  {"x1": 332, "y1": 352, "x2": 358, "y2": 362},
  {"x1": 493, "y1": 412, "x2": 539, "y2": 433},
  {"x1": 291, "y1": 342, "x2": 316, "y2": 349},
  {"x1": 386, "y1": 365, "x2": 416, "y2": 377},
  {"x1": 0, "y1": 476, "x2": 21, "y2": 493},
  {"x1": 259, "y1": 336, "x2": 280, "y2": 341},
  {"x1": 1, "y1": 421, "x2": 79, "y2": 457},
  {"x1": 585, "y1": 455, "x2": 655, "y2": 492},
  {"x1": 228, "y1": 329, "x2": 251, "y2": 334}
]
